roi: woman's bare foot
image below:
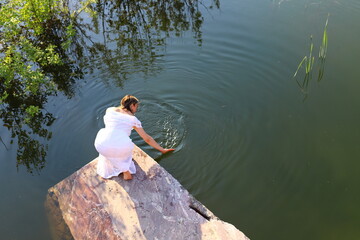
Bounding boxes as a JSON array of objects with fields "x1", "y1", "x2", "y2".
[{"x1": 123, "y1": 171, "x2": 133, "y2": 180}]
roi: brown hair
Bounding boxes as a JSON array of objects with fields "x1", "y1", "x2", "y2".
[{"x1": 120, "y1": 95, "x2": 139, "y2": 113}]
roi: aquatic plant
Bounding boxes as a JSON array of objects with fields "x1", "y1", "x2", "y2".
[
  {"x1": 319, "y1": 14, "x2": 329, "y2": 60},
  {"x1": 293, "y1": 35, "x2": 314, "y2": 94},
  {"x1": 317, "y1": 14, "x2": 329, "y2": 83},
  {"x1": 293, "y1": 36, "x2": 315, "y2": 77},
  {"x1": 293, "y1": 14, "x2": 330, "y2": 97}
]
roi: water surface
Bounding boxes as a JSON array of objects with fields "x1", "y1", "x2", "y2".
[{"x1": 1, "y1": 0, "x2": 360, "y2": 239}]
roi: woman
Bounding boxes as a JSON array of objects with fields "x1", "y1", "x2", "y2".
[{"x1": 94, "y1": 95, "x2": 174, "y2": 180}]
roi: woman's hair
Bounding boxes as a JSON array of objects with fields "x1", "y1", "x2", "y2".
[{"x1": 120, "y1": 95, "x2": 139, "y2": 113}]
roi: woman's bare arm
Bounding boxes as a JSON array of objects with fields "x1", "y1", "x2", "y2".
[{"x1": 134, "y1": 127, "x2": 175, "y2": 154}]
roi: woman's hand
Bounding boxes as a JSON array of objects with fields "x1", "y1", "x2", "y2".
[{"x1": 161, "y1": 148, "x2": 175, "y2": 154}]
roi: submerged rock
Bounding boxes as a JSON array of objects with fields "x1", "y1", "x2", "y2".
[{"x1": 45, "y1": 146, "x2": 249, "y2": 240}]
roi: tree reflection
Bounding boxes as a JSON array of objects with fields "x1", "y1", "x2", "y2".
[
  {"x1": 73, "y1": 0, "x2": 219, "y2": 86},
  {"x1": 0, "y1": 0, "x2": 83, "y2": 173},
  {"x1": 0, "y1": 0, "x2": 219, "y2": 173}
]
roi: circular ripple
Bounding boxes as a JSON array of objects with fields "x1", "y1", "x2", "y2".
[{"x1": 134, "y1": 98, "x2": 186, "y2": 152}]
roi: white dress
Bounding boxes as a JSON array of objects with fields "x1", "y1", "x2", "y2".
[{"x1": 94, "y1": 109, "x2": 142, "y2": 178}]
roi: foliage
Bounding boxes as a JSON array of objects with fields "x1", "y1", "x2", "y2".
[{"x1": 0, "y1": 0, "x2": 82, "y2": 173}]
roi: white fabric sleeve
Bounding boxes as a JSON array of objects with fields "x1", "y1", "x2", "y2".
[{"x1": 134, "y1": 117, "x2": 142, "y2": 128}]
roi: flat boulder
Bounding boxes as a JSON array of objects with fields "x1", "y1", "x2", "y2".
[{"x1": 45, "y1": 146, "x2": 249, "y2": 240}]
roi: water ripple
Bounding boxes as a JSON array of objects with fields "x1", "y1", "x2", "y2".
[{"x1": 130, "y1": 97, "x2": 187, "y2": 156}]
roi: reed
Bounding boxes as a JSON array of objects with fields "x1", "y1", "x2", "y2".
[
  {"x1": 319, "y1": 14, "x2": 329, "y2": 59},
  {"x1": 294, "y1": 36, "x2": 315, "y2": 76},
  {"x1": 293, "y1": 36, "x2": 314, "y2": 93},
  {"x1": 317, "y1": 14, "x2": 329, "y2": 82},
  {"x1": 293, "y1": 14, "x2": 330, "y2": 95}
]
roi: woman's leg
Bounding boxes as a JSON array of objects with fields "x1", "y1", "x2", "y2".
[{"x1": 123, "y1": 171, "x2": 132, "y2": 180}]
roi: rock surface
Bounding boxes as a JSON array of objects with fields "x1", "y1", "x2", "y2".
[{"x1": 46, "y1": 146, "x2": 249, "y2": 240}]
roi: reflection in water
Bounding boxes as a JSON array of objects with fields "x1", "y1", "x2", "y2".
[
  {"x1": 0, "y1": 0, "x2": 219, "y2": 173},
  {"x1": 72, "y1": 0, "x2": 219, "y2": 85},
  {"x1": 294, "y1": 55, "x2": 327, "y2": 101},
  {"x1": 317, "y1": 58, "x2": 326, "y2": 83},
  {"x1": 0, "y1": 0, "x2": 83, "y2": 173}
]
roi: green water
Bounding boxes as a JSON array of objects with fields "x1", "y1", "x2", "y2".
[{"x1": 1, "y1": 0, "x2": 360, "y2": 239}]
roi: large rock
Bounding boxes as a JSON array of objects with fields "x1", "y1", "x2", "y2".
[{"x1": 45, "y1": 146, "x2": 249, "y2": 240}]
